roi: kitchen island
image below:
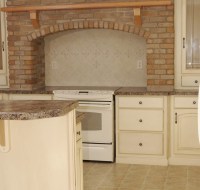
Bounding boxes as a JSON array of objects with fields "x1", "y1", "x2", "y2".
[{"x1": 0, "y1": 100, "x2": 79, "y2": 190}]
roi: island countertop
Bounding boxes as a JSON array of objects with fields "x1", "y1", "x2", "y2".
[{"x1": 0, "y1": 100, "x2": 78, "y2": 120}]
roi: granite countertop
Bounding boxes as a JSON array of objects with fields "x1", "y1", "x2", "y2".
[
  {"x1": 114, "y1": 87, "x2": 170, "y2": 95},
  {"x1": 0, "y1": 100, "x2": 78, "y2": 120},
  {"x1": 0, "y1": 86, "x2": 198, "y2": 96},
  {"x1": 114, "y1": 87, "x2": 198, "y2": 96}
]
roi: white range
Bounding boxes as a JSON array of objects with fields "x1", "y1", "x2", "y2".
[{"x1": 53, "y1": 89, "x2": 117, "y2": 162}]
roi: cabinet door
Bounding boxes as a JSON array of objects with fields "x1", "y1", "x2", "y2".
[
  {"x1": 174, "y1": 110, "x2": 200, "y2": 154},
  {"x1": 182, "y1": 0, "x2": 200, "y2": 72},
  {"x1": 175, "y1": 0, "x2": 200, "y2": 89},
  {"x1": 0, "y1": 0, "x2": 8, "y2": 87}
]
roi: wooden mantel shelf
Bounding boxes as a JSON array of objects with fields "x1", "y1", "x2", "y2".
[{"x1": 0, "y1": 1, "x2": 172, "y2": 29}]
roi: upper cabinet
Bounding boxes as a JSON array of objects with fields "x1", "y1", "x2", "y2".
[
  {"x1": 175, "y1": 0, "x2": 200, "y2": 89},
  {"x1": 0, "y1": 0, "x2": 8, "y2": 88}
]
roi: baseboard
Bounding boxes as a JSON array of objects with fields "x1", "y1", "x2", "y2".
[
  {"x1": 116, "y1": 156, "x2": 168, "y2": 166},
  {"x1": 169, "y1": 157, "x2": 200, "y2": 166}
]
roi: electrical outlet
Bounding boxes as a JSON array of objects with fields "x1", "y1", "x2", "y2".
[
  {"x1": 137, "y1": 60, "x2": 143, "y2": 69},
  {"x1": 51, "y1": 61, "x2": 58, "y2": 69}
]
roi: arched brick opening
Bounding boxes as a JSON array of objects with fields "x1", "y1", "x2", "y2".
[
  {"x1": 27, "y1": 20, "x2": 151, "y2": 41},
  {"x1": 21, "y1": 20, "x2": 151, "y2": 91}
]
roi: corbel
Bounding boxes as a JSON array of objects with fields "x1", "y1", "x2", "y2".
[
  {"x1": 30, "y1": 11, "x2": 40, "y2": 29},
  {"x1": 133, "y1": 8, "x2": 142, "y2": 26}
]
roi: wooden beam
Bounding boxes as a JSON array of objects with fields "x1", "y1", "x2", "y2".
[
  {"x1": 133, "y1": 8, "x2": 142, "y2": 26},
  {"x1": 0, "y1": 1, "x2": 172, "y2": 12},
  {"x1": 30, "y1": 11, "x2": 40, "y2": 29}
]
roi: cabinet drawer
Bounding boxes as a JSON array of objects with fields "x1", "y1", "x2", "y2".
[
  {"x1": 118, "y1": 97, "x2": 163, "y2": 108},
  {"x1": 76, "y1": 122, "x2": 82, "y2": 142},
  {"x1": 182, "y1": 76, "x2": 200, "y2": 87},
  {"x1": 174, "y1": 97, "x2": 198, "y2": 108},
  {"x1": 119, "y1": 109, "x2": 163, "y2": 131},
  {"x1": 118, "y1": 132, "x2": 163, "y2": 155},
  {"x1": 9, "y1": 94, "x2": 52, "y2": 100}
]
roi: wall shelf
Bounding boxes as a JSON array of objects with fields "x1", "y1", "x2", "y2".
[{"x1": 0, "y1": 1, "x2": 172, "y2": 29}]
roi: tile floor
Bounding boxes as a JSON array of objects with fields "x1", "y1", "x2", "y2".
[{"x1": 83, "y1": 162, "x2": 200, "y2": 190}]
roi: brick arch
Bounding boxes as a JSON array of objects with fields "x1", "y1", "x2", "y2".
[{"x1": 27, "y1": 20, "x2": 151, "y2": 41}]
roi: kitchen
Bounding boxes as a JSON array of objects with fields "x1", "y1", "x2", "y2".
[{"x1": 0, "y1": 0, "x2": 200, "y2": 189}]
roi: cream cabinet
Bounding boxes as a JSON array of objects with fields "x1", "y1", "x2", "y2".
[
  {"x1": 169, "y1": 95, "x2": 200, "y2": 165},
  {"x1": 0, "y1": 0, "x2": 9, "y2": 88},
  {"x1": 116, "y1": 96, "x2": 168, "y2": 165},
  {"x1": 175, "y1": 0, "x2": 200, "y2": 89},
  {"x1": 75, "y1": 122, "x2": 83, "y2": 190},
  {"x1": 0, "y1": 109, "x2": 77, "y2": 190}
]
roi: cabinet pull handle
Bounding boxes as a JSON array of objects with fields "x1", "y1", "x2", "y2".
[
  {"x1": 1, "y1": 41, "x2": 4, "y2": 52},
  {"x1": 139, "y1": 119, "x2": 143, "y2": 122},
  {"x1": 139, "y1": 143, "x2": 143, "y2": 146},
  {"x1": 195, "y1": 80, "x2": 198, "y2": 84},
  {"x1": 139, "y1": 101, "x2": 142, "y2": 105},
  {"x1": 175, "y1": 112, "x2": 177, "y2": 124},
  {"x1": 183, "y1": 37, "x2": 186, "y2": 48},
  {"x1": 193, "y1": 101, "x2": 196, "y2": 104},
  {"x1": 77, "y1": 131, "x2": 81, "y2": 135}
]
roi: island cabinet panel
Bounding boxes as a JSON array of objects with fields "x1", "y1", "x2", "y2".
[
  {"x1": 0, "y1": 110, "x2": 79, "y2": 190},
  {"x1": 75, "y1": 122, "x2": 83, "y2": 190},
  {"x1": 116, "y1": 95, "x2": 168, "y2": 166},
  {"x1": 170, "y1": 95, "x2": 200, "y2": 166}
]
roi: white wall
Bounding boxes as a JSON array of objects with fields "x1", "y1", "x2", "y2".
[{"x1": 45, "y1": 29, "x2": 147, "y2": 87}]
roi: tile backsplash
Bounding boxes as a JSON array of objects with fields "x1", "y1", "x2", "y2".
[{"x1": 45, "y1": 29, "x2": 147, "y2": 87}]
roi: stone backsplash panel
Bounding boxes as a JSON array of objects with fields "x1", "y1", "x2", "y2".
[{"x1": 45, "y1": 29, "x2": 147, "y2": 87}]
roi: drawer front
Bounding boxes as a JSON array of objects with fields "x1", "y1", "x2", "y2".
[
  {"x1": 118, "y1": 97, "x2": 163, "y2": 108},
  {"x1": 118, "y1": 109, "x2": 163, "y2": 131},
  {"x1": 182, "y1": 76, "x2": 200, "y2": 87},
  {"x1": 76, "y1": 122, "x2": 82, "y2": 142},
  {"x1": 9, "y1": 94, "x2": 52, "y2": 100},
  {"x1": 174, "y1": 97, "x2": 198, "y2": 108},
  {"x1": 118, "y1": 132, "x2": 163, "y2": 155}
]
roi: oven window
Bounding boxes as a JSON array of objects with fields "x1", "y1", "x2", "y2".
[{"x1": 82, "y1": 112, "x2": 102, "y2": 131}]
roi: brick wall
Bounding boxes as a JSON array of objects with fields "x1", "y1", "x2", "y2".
[{"x1": 6, "y1": 0, "x2": 174, "y2": 91}]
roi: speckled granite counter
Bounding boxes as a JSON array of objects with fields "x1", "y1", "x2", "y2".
[
  {"x1": 0, "y1": 100, "x2": 78, "y2": 120},
  {"x1": 114, "y1": 87, "x2": 198, "y2": 96},
  {"x1": 0, "y1": 86, "x2": 198, "y2": 96},
  {"x1": 115, "y1": 87, "x2": 170, "y2": 95}
]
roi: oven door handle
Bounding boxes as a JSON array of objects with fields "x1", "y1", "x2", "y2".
[{"x1": 79, "y1": 103, "x2": 112, "y2": 108}]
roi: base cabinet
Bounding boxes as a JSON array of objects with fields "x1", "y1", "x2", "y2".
[
  {"x1": 116, "y1": 96, "x2": 168, "y2": 165},
  {"x1": 0, "y1": 111, "x2": 77, "y2": 190},
  {"x1": 169, "y1": 95, "x2": 200, "y2": 165}
]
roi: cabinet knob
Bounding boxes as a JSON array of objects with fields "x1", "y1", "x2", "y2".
[
  {"x1": 139, "y1": 101, "x2": 142, "y2": 105},
  {"x1": 195, "y1": 80, "x2": 199, "y2": 84},
  {"x1": 139, "y1": 119, "x2": 143, "y2": 122},
  {"x1": 77, "y1": 131, "x2": 81, "y2": 135},
  {"x1": 139, "y1": 143, "x2": 143, "y2": 146},
  {"x1": 193, "y1": 101, "x2": 196, "y2": 104}
]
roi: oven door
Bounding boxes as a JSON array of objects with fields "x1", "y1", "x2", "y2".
[{"x1": 77, "y1": 101, "x2": 113, "y2": 144}]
